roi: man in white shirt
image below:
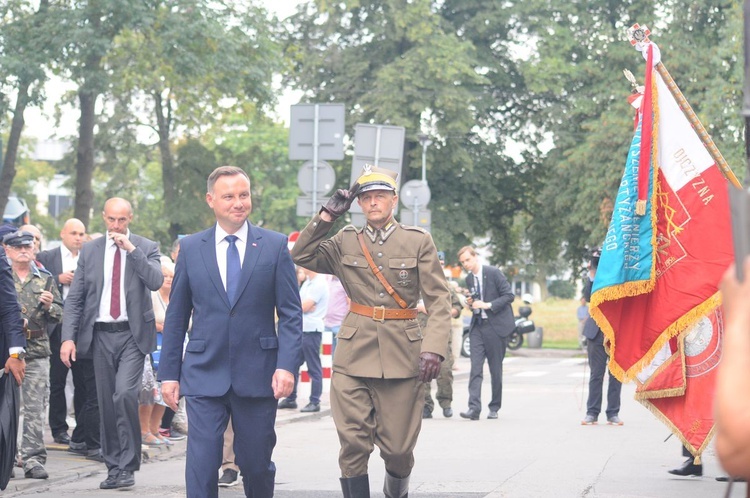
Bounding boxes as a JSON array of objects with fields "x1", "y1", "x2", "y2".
[
  {"x1": 38, "y1": 219, "x2": 89, "y2": 448},
  {"x1": 279, "y1": 268, "x2": 329, "y2": 412}
]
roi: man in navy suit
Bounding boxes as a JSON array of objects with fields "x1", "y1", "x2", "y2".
[
  {"x1": 457, "y1": 246, "x2": 515, "y2": 420},
  {"x1": 159, "y1": 166, "x2": 303, "y2": 498},
  {"x1": 1, "y1": 245, "x2": 26, "y2": 392}
]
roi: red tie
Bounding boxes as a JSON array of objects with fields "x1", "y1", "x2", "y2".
[{"x1": 111, "y1": 246, "x2": 121, "y2": 319}]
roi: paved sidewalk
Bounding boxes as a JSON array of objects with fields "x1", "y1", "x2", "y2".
[{"x1": 2, "y1": 348, "x2": 581, "y2": 495}]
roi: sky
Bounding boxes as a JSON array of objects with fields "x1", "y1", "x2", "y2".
[{"x1": 23, "y1": 0, "x2": 306, "y2": 143}]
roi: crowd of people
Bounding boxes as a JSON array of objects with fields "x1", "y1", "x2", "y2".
[{"x1": 1, "y1": 162, "x2": 749, "y2": 498}]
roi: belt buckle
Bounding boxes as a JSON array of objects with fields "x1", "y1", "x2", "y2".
[{"x1": 372, "y1": 305, "x2": 386, "y2": 323}]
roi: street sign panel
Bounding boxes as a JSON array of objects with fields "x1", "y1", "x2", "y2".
[
  {"x1": 297, "y1": 160, "x2": 336, "y2": 195},
  {"x1": 349, "y1": 124, "x2": 405, "y2": 217},
  {"x1": 289, "y1": 104, "x2": 345, "y2": 161},
  {"x1": 399, "y1": 208, "x2": 431, "y2": 231},
  {"x1": 399, "y1": 179, "x2": 431, "y2": 210},
  {"x1": 296, "y1": 195, "x2": 330, "y2": 218}
]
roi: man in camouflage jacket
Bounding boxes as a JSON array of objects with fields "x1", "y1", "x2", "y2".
[{"x1": 4, "y1": 231, "x2": 63, "y2": 479}]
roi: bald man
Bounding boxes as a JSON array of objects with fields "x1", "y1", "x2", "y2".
[
  {"x1": 61, "y1": 200, "x2": 163, "y2": 490},
  {"x1": 37, "y1": 219, "x2": 98, "y2": 452}
]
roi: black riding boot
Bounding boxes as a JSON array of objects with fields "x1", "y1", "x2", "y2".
[
  {"x1": 383, "y1": 471, "x2": 409, "y2": 498},
  {"x1": 340, "y1": 474, "x2": 370, "y2": 498}
]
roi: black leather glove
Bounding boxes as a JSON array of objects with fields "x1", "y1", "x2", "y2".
[
  {"x1": 418, "y1": 352, "x2": 442, "y2": 383},
  {"x1": 321, "y1": 182, "x2": 360, "y2": 219}
]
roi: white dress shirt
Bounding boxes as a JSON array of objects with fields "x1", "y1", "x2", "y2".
[
  {"x1": 215, "y1": 222, "x2": 248, "y2": 292},
  {"x1": 60, "y1": 244, "x2": 79, "y2": 300},
  {"x1": 97, "y1": 231, "x2": 129, "y2": 322}
]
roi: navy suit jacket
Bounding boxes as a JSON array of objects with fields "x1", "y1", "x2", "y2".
[
  {"x1": 158, "y1": 222, "x2": 302, "y2": 398},
  {"x1": 0, "y1": 247, "x2": 25, "y2": 366},
  {"x1": 466, "y1": 265, "x2": 516, "y2": 338}
]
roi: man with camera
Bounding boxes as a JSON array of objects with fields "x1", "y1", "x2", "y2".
[{"x1": 457, "y1": 246, "x2": 516, "y2": 420}]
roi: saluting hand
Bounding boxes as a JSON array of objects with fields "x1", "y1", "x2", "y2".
[
  {"x1": 321, "y1": 182, "x2": 361, "y2": 220},
  {"x1": 418, "y1": 352, "x2": 442, "y2": 383}
]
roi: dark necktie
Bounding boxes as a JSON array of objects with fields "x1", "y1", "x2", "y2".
[
  {"x1": 110, "y1": 245, "x2": 121, "y2": 319},
  {"x1": 225, "y1": 235, "x2": 240, "y2": 303}
]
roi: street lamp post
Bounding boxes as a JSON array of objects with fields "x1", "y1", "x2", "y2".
[{"x1": 418, "y1": 134, "x2": 432, "y2": 183}]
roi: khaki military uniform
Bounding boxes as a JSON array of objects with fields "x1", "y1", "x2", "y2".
[
  {"x1": 12, "y1": 265, "x2": 63, "y2": 472},
  {"x1": 292, "y1": 214, "x2": 451, "y2": 478},
  {"x1": 423, "y1": 286, "x2": 462, "y2": 413}
]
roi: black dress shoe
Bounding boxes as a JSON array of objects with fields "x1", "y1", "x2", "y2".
[
  {"x1": 667, "y1": 458, "x2": 702, "y2": 477},
  {"x1": 53, "y1": 432, "x2": 71, "y2": 445},
  {"x1": 460, "y1": 410, "x2": 479, "y2": 420},
  {"x1": 300, "y1": 403, "x2": 320, "y2": 413},
  {"x1": 85, "y1": 450, "x2": 104, "y2": 462},
  {"x1": 277, "y1": 398, "x2": 297, "y2": 409},
  {"x1": 487, "y1": 410, "x2": 498, "y2": 419},
  {"x1": 116, "y1": 470, "x2": 135, "y2": 488},
  {"x1": 100, "y1": 471, "x2": 120, "y2": 490},
  {"x1": 443, "y1": 407, "x2": 453, "y2": 418}
]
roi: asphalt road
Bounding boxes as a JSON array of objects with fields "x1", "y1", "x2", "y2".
[{"x1": 2, "y1": 351, "x2": 745, "y2": 497}]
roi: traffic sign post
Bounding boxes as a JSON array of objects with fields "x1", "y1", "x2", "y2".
[
  {"x1": 399, "y1": 179, "x2": 432, "y2": 232},
  {"x1": 349, "y1": 123, "x2": 406, "y2": 226},
  {"x1": 290, "y1": 104, "x2": 345, "y2": 215}
]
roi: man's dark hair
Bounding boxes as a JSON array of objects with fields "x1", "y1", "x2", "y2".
[{"x1": 207, "y1": 166, "x2": 250, "y2": 193}]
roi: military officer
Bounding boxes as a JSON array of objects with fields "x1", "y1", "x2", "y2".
[
  {"x1": 421, "y1": 256, "x2": 462, "y2": 418},
  {"x1": 4, "y1": 231, "x2": 63, "y2": 479},
  {"x1": 292, "y1": 165, "x2": 451, "y2": 498}
]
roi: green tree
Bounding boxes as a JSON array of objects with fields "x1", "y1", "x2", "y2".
[
  {"x1": 515, "y1": 0, "x2": 743, "y2": 271},
  {"x1": 106, "y1": 0, "x2": 281, "y2": 241},
  {"x1": 0, "y1": 0, "x2": 56, "y2": 214},
  {"x1": 283, "y1": 0, "x2": 542, "y2": 263}
]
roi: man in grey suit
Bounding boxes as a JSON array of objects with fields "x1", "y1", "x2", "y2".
[
  {"x1": 457, "y1": 246, "x2": 515, "y2": 420},
  {"x1": 61, "y1": 198, "x2": 163, "y2": 490}
]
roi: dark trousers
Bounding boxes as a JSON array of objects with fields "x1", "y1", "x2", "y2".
[
  {"x1": 185, "y1": 390, "x2": 277, "y2": 498},
  {"x1": 586, "y1": 331, "x2": 622, "y2": 418},
  {"x1": 468, "y1": 319, "x2": 506, "y2": 413},
  {"x1": 289, "y1": 332, "x2": 323, "y2": 405},
  {"x1": 48, "y1": 326, "x2": 70, "y2": 437},
  {"x1": 70, "y1": 357, "x2": 100, "y2": 450},
  {"x1": 93, "y1": 330, "x2": 145, "y2": 473}
]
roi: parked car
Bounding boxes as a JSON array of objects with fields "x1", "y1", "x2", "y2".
[{"x1": 2, "y1": 196, "x2": 30, "y2": 227}]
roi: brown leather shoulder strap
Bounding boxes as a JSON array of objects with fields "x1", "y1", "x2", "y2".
[{"x1": 356, "y1": 232, "x2": 408, "y2": 308}]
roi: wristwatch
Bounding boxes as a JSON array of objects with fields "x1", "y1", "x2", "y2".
[{"x1": 9, "y1": 351, "x2": 26, "y2": 360}]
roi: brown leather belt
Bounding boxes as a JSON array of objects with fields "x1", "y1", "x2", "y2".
[
  {"x1": 24, "y1": 328, "x2": 45, "y2": 340},
  {"x1": 349, "y1": 302, "x2": 418, "y2": 323}
]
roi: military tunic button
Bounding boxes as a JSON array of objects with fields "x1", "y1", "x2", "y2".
[
  {"x1": 401, "y1": 263, "x2": 405, "y2": 267},
  {"x1": 354, "y1": 261, "x2": 358, "y2": 265},
  {"x1": 313, "y1": 222, "x2": 317, "y2": 227},
  {"x1": 379, "y1": 292, "x2": 384, "y2": 297},
  {"x1": 377, "y1": 252, "x2": 382, "y2": 257},
  {"x1": 378, "y1": 265, "x2": 383, "y2": 270},
  {"x1": 379, "y1": 241, "x2": 383, "y2": 245}
]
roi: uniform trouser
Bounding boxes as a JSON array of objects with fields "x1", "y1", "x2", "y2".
[
  {"x1": 331, "y1": 373, "x2": 423, "y2": 479},
  {"x1": 424, "y1": 336, "x2": 453, "y2": 411},
  {"x1": 48, "y1": 325, "x2": 70, "y2": 437},
  {"x1": 585, "y1": 331, "x2": 622, "y2": 418},
  {"x1": 93, "y1": 330, "x2": 145, "y2": 474},
  {"x1": 70, "y1": 357, "x2": 100, "y2": 450},
  {"x1": 185, "y1": 390, "x2": 277, "y2": 498},
  {"x1": 21, "y1": 358, "x2": 49, "y2": 470},
  {"x1": 289, "y1": 332, "x2": 323, "y2": 405},
  {"x1": 468, "y1": 320, "x2": 506, "y2": 413},
  {"x1": 222, "y1": 415, "x2": 239, "y2": 472}
]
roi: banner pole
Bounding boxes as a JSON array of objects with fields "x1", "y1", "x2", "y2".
[{"x1": 654, "y1": 62, "x2": 742, "y2": 189}]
